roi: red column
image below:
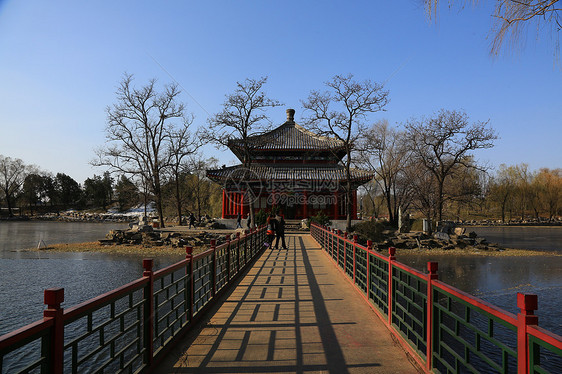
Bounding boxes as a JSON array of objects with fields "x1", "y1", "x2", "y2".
[
  {"x1": 142, "y1": 259, "x2": 154, "y2": 367},
  {"x1": 388, "y1": 247, "x2": 396, "y2": 325},
  {"x1": 426, "y1": 262, "x2": 438, "y2": 371},
  {"x1": 222, "y1": 190, "x2": 226, "y2": 219},
  {"x1": 186, "y1": 247, "x2": 194, "y2": 321},
  {"x1": 517, "y1": 293, "x2": 538, "y2": 374},
  {"x1": 44, "y1": 288, "x2": 65, "y2": 374}
]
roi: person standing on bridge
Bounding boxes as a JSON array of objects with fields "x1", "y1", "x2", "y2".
[
  {"x1": 274, "y1": 211, "x2": 287, "y2": 249},
  {"x1": 266, "y1": 213, "x2": 277, "y2": 248}
]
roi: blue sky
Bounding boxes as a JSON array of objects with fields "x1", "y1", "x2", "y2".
[{"x1": 0, "y1": 0, "x2": 560, "y2": 184}]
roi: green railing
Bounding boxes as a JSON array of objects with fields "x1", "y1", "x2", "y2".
[
  {"x1": 311, "y1": 223, "x2": 562, "y2": 374},
  {"x1": 0, "y1": 225, "x2": 267, "y2": 373}
]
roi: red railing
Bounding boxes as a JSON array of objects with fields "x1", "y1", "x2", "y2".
[
  {"x1": 310, "y1": 223, "x2": 562, "y2": 374},
  {"x1": 0, "y1": 225, "x2": 267, "y2": 373}
]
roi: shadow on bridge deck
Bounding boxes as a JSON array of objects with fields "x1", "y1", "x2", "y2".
[{"x1": 154, "y1": 233, "x2": 421, "y2": 374}]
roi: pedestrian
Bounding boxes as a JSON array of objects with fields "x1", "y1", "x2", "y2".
[
  {"x1": 274, "y1": 211, "x2": 287, "y2": 249},
  {"x1": 246, "y1": 212, "x2": 252, "y2": 229},
  {"x1": 188, "y1": 213, "x2": 196, "y2": 229},
  {"x1": 266, "y1": 213, "x2": 277, "y2": 248},
  {"x1": 236, "y1": 212, "x2": 242, "y2": 228}
]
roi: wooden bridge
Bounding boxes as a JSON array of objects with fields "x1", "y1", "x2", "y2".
[{"x1": 154, "y1": 233, "x2": 419, "y2": 373}]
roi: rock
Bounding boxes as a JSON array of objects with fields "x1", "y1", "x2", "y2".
[
  {"x1": 454, "y1": 227, "x2": 466, "y2": 236},
  {"x1": 452, "y1": 239, "x2": 468, "y2": 249},
  {"x1": 434, "y1": 232, "x2": 450, "y2": 241},
  {"x1": 475, "y1": 237, "x2": 488, "y2": 245},
  {"x1": 468, "y1": 231, "x2": 477, "y2": 238}
]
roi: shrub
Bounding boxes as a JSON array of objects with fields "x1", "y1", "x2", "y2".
[
  {"x1": 307, "y1": 212, "x2": 331, "y2": 227},
  {"x1": 352, "y1": 220, "x2": 388, "y2": 242},
  {"x1": 254, "y1": 209, "x2": 268, "y2": 226}
]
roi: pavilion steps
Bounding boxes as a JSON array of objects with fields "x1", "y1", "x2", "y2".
[{"x1": 284, "y1": 219, "x2": 304, "y2": 231}]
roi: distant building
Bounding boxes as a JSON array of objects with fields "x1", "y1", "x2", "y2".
[{"x1": 206, "y1": 109, "x2": 373, "y2": 219}]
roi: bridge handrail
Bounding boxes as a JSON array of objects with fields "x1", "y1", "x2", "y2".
[
  {"x1": 310, "y1": 222, "x2": 562, "y2": 374},
  {"x1": 0, "y1": 225, "x2": 267, "y2": 374}
]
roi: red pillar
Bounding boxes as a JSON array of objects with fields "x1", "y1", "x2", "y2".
[
  {"x1": 388, "y1": 247, "x2": 396, "y2": 325},
  {"x1": 517, "y1": 293, "x2": 538, "y2": 374},
  {"x1": 222, "y1": 190, "x2": 226, "y2": 219},
  {"x1": 44, "y1": 288, "x2": 65, "y2": 374},
  {"x1": 426, "y1": 262, "x2": 438, "y2": 371}
]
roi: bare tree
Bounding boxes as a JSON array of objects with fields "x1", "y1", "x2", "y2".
[
  {"x1": 167, "y1": 119, "x2": 200, "y2": 225},
  {"x1": 186, "y1": 155, "x2": 219, "y2": 220},
  {"x1": 203, "y1": 77, "x2": 281, "y2": 224},
  {"x1": 424, "y1": 0, "x2": 561, "y2": 57},
  {"x1": 404, "y1": 109, "x2": 497, "y2": 222},
  {"x1": 357, "y1": 120, "x2": 414, "y2": 226},
  {"x1": 94, "y1": 74, "x2": 193, "y2": 228},
  {"x1": 0, "y1": 155, "x2": 29, "y2": 216},
  {"x1": 302, "y1": 74, "x2": 389, "y2": 231}
]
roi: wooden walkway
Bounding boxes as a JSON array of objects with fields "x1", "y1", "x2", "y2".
[{"x1": 155, "y1": 233, "x2": 420, "y2": 374}]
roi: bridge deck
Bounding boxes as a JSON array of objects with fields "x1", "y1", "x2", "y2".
[{"x1": 155, "y1": 233, "x2": 420, "y2": 373}]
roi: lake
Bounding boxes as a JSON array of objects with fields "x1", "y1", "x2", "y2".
[
  {"x1": 0, "y1": 221, "x2": 184, "y2": 337},
  {"x1": 0, "y1": 223, "x2": 560, "y2": 341}
]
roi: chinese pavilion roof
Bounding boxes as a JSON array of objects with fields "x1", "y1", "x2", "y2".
[
  {"x1": 228, "y1": 109, "x2": 345, "y2": 160},
  {"x1": 207, "y1": 164, "x2": 373, "y2": 185}
]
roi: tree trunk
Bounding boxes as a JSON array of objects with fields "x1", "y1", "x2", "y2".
[
  {"x1": 6, "y1": 195, "x2": 14, "y2": 217},
  {"x1": 346, "y1": 180, "x2": 353, "y2": 232},
  {"x1": 175, "y1": 175, "x2": 183, "y2": 225},
  {"x1": 437, "y1": 179, "x2": 444, "y2": 223}
]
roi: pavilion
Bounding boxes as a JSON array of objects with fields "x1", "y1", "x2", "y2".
[{"x1": 206, "y1": 109, "x2": 373, "y2": 220}]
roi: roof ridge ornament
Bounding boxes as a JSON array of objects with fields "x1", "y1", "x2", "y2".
[{"x1": 286, "y1": 108, "x2": 295, "y2": 122}]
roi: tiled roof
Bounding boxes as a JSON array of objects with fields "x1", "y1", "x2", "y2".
[
  {"x1": 228, "y1": 122, "x2": 345, "y2": 151},
  {"x1": 207, "y1": 164, "x2": 373, "y2": 183}
]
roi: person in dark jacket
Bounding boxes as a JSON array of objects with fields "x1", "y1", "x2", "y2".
[
  {"x1": 274, "y1": 212, "x2": 287, "y2": 249},
  {"x1": 236, "y1": 212, "x2": 242, "y2": 228},
  {"x1": 188, "y1": 213, "x2": 196, "y2": 229},
  {"x1": 266, "y1": 214, "x2": 277, "y2": 248},
  {"x1": 246, "y1": 212, "x2": 252, "y2": 229}
]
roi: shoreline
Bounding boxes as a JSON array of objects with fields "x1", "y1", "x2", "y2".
[
  {"x1": 27, "y1": 242, "x2": 206, "y2": 257},
  {"x1": 25, "y1": 240, "x2": 561, "y2": 258}
]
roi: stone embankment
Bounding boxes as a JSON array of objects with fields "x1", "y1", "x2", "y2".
[
  {"x1": 459, "y1": 218, "x2": 561, "y2": 226},
  {"x1": 34, "y1": 211, "x2": 136, "y2": 223},
  {"x1": 102, "y1": 223, "x2": 237, "y2": 249},
  {"x1": 372, "y1": 230, "x2": 502, "y2": 252}
]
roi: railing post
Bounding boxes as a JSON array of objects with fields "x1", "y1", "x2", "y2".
[
  {"x1": 337, "y1": 230, "x2": 342, "y2": 267},
  {"x1": 517, "y1": 293, "x2": 538, "y2": 374},
  {"x1": 210, "y1": 239, "x2": 217, "y2": 297},
  {"x1": 366, "y1": 240, "x2": 372, "y2": 299},
  {"x1": 226, "y1": 236, "x2": 231, "y2": 281},
  {"x1": 353, "y1": 234, "x2": 358, "y2": 284},
  {"x1": 343, "y1": 231, "x2": 348, "y2": 272},
  {"x1": 44, "y1": 288, "x2": 64, "y2": 374},
  {"x1": 388, "y1": 247, "x2": 396, "y2": 325},
  {"x1": 244, "y1": 230, "x2": 249, "y2": 266},
  {"x1": 142, "y1": 259, "x2": 154, "y2": 367},
  {"x1": 426, "y1": 262, "x2": 438, "y2": 371},
  {"x1": 186, "y1": 246, "x2": 194, "y2": 320},
  {"x1": 236, "y1": 232, "x2": 241, "y2": 272}
]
